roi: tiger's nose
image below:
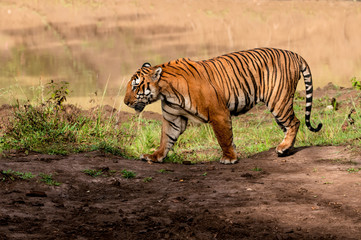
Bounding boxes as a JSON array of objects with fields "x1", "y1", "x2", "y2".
[{"x1": 124, "y1": 97, "x2": 130, "y2": 106}]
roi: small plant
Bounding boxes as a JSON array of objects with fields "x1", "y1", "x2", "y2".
[
  {"x1": 143, "y1": 177, "x2": 153, "y2": 183},
  {"x1": 251, "y1": 167, "x2": 262, "y2": 172},
  {"x1": 17, "y1": 171, "x2": 35, "y2": 180},
  {"x1": 83, "y1": 168, "x2": 116, "y2": 177},
  {"x1": 39, "y1": 173, "x2": 60, "y2": 186},
  {"x1": 202, "y1": 172, "x2": 208, "y2": 176},
  {"x1": 121, "y1": 169, "x2": 136, "y2": 179},
  {"x1": 159, "y1": 169, "x2": 173, "y2": 174},
  {"x1": 83, "y1": 169, "x2": 104, "y2": 177},
  {"x1": 46, "y1": 80, "x2": 70, "y2": 109},
  {"x1": 347, "y1": 167, "x2": 361, "y2": 173},
  {"x1": 1, "y1": 169, "x2": 35, "y2": 181},
  {"x1": 351, "y1": 77, "x2": 361, "y2": 91}
]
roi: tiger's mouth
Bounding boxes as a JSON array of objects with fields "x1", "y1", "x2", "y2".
[{"x1": 134, "y1": 102, "x2": 146, "y2": 113}]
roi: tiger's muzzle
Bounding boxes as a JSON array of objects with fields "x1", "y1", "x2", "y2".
[
  {"x1": 134, "y1": 102, "x2": 146, "y2": 113},
  {"x1": 124, "y1": 98, "x2": 146, "y2": 113}
]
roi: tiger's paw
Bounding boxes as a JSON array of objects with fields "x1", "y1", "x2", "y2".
[
  {"x1": 220, "y1": 157, "x2": 238, "y2": 165},
  {"x1": 140, "y1": 154, "x2": 164, "y2": 163},
  {"x1": 276, "y1": 145, "x2": 293, "y2": 157}
]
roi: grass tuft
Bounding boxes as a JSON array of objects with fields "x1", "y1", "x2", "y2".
[
  {"x1": 39, "y1": 173, "x2": 61, "y2": 186},
  {"x1": 121, "y1": 169, "x2": 136, "y2": 179},
  {"x1": 1, "y1": 169, "x2": 35, "y2": 181}
]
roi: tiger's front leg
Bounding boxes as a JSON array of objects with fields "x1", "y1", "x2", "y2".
[
  {"x1": 140, "y1": 116, "x2": 187, "y2": 163},
  {"x1": 209, "y1": 112, "x2": 238, "y2": 164}
]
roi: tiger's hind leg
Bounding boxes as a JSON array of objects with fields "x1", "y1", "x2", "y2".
[
  {"x1": 275, "y1": 118, "x2": 287, "y2": 133},
  {"x1": 269, "y1": 97, "x2": 300, "y2": 156},
  {"x1": 274, "y1": 113, "x2": 300, "y2": 156}
]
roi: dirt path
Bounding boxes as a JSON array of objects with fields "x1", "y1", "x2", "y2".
[{"x1": 1, "y1": 146, "x2": 361, "y2": 239}]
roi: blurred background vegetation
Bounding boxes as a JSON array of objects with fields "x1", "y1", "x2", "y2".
[{"x1": 0, "y1": 0, "x2": 361, "y2": 112}]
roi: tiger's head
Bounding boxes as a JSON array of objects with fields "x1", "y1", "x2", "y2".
[{"x1": 124, "y1": 63, "x2": 162, "y2": 113}]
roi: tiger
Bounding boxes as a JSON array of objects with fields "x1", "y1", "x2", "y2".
[{"x1": 124, "y1": 48, "x2": 322, "y2": 164}]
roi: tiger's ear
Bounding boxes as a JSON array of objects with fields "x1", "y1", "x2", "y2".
[
  {"x1": 142, "y1": 62, "x2": 151, "y2": 68},
  {"x1": 151, "y1": 67, "x2": 162, "y2": 82}
]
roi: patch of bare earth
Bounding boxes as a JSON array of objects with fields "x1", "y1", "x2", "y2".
[{"x1": 0, "y1": 145, "x2": 360, "y2": 239}]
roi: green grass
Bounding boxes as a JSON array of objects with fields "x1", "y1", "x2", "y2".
[
  {"x1": 1, "y1": 169, "x2": 35, "y2": 181},
  {"x1": 251, "y1": 167, "x2": 262, "y2": 172},
  {"x1": 159, "y1": 169, "x2": 171, "y2": 174},
  {"x1": 39, "y1": 173, "x2": 61, "y2": 186},
  {"x1": 0, "y1": 81, "x2": 360, "y2": 163},
  {"x1": 83, "y1": 168, "x2": 117, "y2": 177},
  {"x1": 143, "y1": 177, "x2": 153, "y2": 183},
  {"x1": 1, "y1": 169, "x2": 63, "y2": 186},
  {"x1": 83, "y1": 169, "x2": 104, "y2": 177},
  {"x1": 121, "y1": 169, "x2": 136, "y2": 179},
  {"x1": 347, "y1": 167, "x2": 361, "y2": 173}
]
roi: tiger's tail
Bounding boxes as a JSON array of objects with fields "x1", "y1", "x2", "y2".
[{"x1": 300, "y1": 58, "x2": 322, "y2": 132}]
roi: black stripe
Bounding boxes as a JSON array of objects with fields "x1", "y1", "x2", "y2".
[
  {"x1": 161, "y1": 106, "x2": 178, "y2": 117},
  {"x1": 178, "y1": 62, "x2": 197, "y2": 79},
  {"x1": 247, "y1": 52, "x2": 262, "y2": 102},
  {"x1": 264, "y1": 49, "x2": 278, "y2": 104},
  {"x1": 209, "y1": 60, "x2": 224, "y2": 88},
  {"x1": 306, "y1": 88, "x2": 313, "y2": 95},
  {"x1": 183, "y1": 58, "x2": 202, "y2": 78},
  {"x1": 198, "y1": 61, "x2": 224, "y2": 104},
  {"x1": 162, "y1": 71, "x2": 177, "y2": 78},
  {"x1": 220, "y1": 56, "x2": 241, "y2": 96},
  {"x1": 169, "y1": 83, "x2": 185, "y2": 108},
  {"x1": 239, "y1": 52, "x2": 258, "y2": 103},
  {"x1": 215, "y1": 59, "x2": 232, "y2": 97},
  {"x1": 230, "y1": 53, "x2": 252, "y2": 95},
  {"x1": 168, "y1": 120, "x2": 180, "y2": 131},
  {"x1": 260, "y1": 50, "x2": 271, "y2": 100},
  {"x1": 166, "y1": 133, "x2": 177, "y2": 143}
]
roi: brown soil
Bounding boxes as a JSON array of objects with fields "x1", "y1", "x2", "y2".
[{"x1": 1, "y1": 146, "x2": 361, "y2": 240}]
